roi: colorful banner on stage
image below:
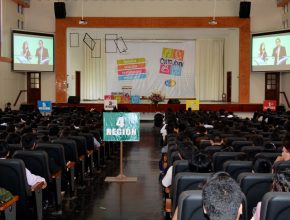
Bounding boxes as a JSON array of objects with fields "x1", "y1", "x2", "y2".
[
  {"x1": 117, "y1": 58, "x2": 146, "y2": 81},
  {"x1": 159, "y1": 48, "x2": 184, "y2": 76}
]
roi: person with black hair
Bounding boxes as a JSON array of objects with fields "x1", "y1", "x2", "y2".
[
  {"x1": 202, "y1": 172, "x2": 243, "y2": 220},
  {"x1": 161, "y1": 141, "x2": 198, "y2": 188},
  {"x1": 253, "y1": 157, "x2": 272, "y2": 173},
  {"x1": 251, "y1": 135, "x2": 264, "y2": 146},
  {"x1": 4, "y1": 102, "x2": 11, "y2": 113},
  {"x1": 0, "y1": 140, "x2": 47, "y2": 188},
  {"x1": 172, "y1": 172, "x2": 243, "y2": 220},
  {"x1": 275, "y1": 134, "x2": 290, "y2": 163},
  {"x1": 252, "y1": 169, "x2": 290, "y2": 220},
  {"x1": 21, "y1": 133, "x2": 37, "y2": 150},
  {"x1": 6, "y1": 133, "x2": 21, "y2": 144},
  {"x1": 189, "y1": 152, "x2": 211, "y2": 172},
  {"x1": 210, "y1": 134, "x2": 224, "y2": 146}
]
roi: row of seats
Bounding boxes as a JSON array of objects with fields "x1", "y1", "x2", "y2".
[
  {"x1": 177, "y1": 190, "x2": 290, "y2": 220},
  {"x1": 0, "y1": 110, "x2": 118, "y2": 220}
]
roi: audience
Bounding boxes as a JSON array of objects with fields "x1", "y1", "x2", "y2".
[{"x1": 0, "y1": 140, "x2": 47, "y2": 188}]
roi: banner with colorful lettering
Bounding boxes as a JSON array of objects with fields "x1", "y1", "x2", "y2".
[
  {"x1": 117, "y1": 58, "x2": 146, "y2": 80},
  {"x1": 160, "y1": 48, "x2": 184, "y2": 76},
  {"x1": 106, "y1": 40, "x2": 195, "y2": 98}
]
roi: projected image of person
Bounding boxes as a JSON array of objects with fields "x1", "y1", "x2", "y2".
[
  {"x1": 22, "y1": 41, "x2": 31, "y2": 61},
  {"x1": 272, "y1": 38, "x2": 287, "y2": 65},
  {"x1": 259, "y1": 43, "x2": 267, "y2": 62},
  {"x1": 35, "y1": 40, "x2": 49, "y2": 64}
]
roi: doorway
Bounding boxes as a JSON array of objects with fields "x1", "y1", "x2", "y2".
[
  {"x1": 27, "y1": 72, "x2": 41, "y2": 106},
  {"x1": 265, "y1": 72, "x2": 280, "y2": 103},
  {"x1": 75, "y1": 71, "x2": 81, "y2": 98}
]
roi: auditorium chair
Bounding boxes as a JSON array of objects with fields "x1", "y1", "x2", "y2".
[
  {"x1": 224, "y1": 137, "x2": 247, "y2": 146},
  {"x1": 273, "y1": 161, "x2": 290, "y2": 172},
  {"x1": 12, "y1": 150, "x2": 63, "y2": 212},
  {"x1": 177, "y1": 190, "x2": 248, "y2": 220},
  {"x1": 68, "y1": 135, "x2": 87, "y2": 187},
  {"x1": 79, "y1": 133, "x2": 95, "y2": 175},
  {"x1": 0, "y1": 193, "x2": 18, "y2": 220},
  {"x1": 255, "y1": 152, "x2": 281, "y2": 163},
  {"x1": 203, "y1": 145, "x2": 223, "y2": 158},
  {"x1": 7, "y1": 144, "x2": 22, "y2": 157},
  {"x1": 36, "y1": 143, "x2": 66, "y2": 211},
  {"x1": 241, "y1": 146, "x2": 264, "y2": 161},
  {"x1": 169, "y1": 151, "x2": 181, "y2": 167},
  {"x1": 52, "y1": 139, "x2": 79, "y2": 194},
  {"x1": 199, "y1": 140, "x2": 211, "y2": 149},
  {"x1": 212, "y1": 152, "x2": 246, "y2": 172},
  {"x1": 167, "y1": 145, "x2": 178, "y2": 164},
  {"x1": 223, "y1": 160, "x2": 253, "y2": 180},
  {"x1": 176, "y1": 190, "x2": 208, "y2": 220},
  {"x1": 172, "y1": 160, "x2": 189, "y2": 178},
  {"x1": 0, "y1": 159, "x2": 43, "y2": 220},
  {"x1": 171, "y1": 172, "x2": 211, "y2": 215},
  {"x1": 238, "y1": 173, "x2": 274, "y2": 220},
  {"x1": 260, "y1": 192, "x2": 290, "y2": 220},
  {"x1": 231, "y1": 141, "x2": 253, "y2": 152}
]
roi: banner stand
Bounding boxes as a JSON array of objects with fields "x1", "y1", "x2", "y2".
[{"x1": 105, "y1": 141, "x2": 138, "y2": 182}]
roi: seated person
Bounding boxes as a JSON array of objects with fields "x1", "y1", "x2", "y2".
[
  {"x1": 251, "y1": 169, "x2": 290, "y2": 220},
  {"x1": 252, "y1": 157, "x2": 272, "y2": 173},
  {"x1": 210, "y1": 134, "x2": 224, "y2": 146},
  {"x1": 275, "y1": 134, "x2": 290, "y2": 163},
  {"x1": 6, "y1": 133, "x2": 21, "y2": 144},
  {"x1": 189, "y1": 152, "x2": 212, "y2": 173},
  {"x1": 22, "y1": 133, "x2": 60, "y2": 174},
  {"x1": 0, "y1": 140, "x2": 47, "y2": 188},
  {"x1": 161, "y1": 141, "x2": 198, "y2": 188},
  {"x1": 173, "y1": 172, "x2": 243, "y2": 220},
  {"x1": 203, "y1": 172, "x2": 243, "y2": 220}
]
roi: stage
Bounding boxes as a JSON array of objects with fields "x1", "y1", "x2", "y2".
[{"x1": 53, "y1": 102, "x2": 263, "y2": 113}]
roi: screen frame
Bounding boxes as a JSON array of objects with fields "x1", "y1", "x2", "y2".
[
  {"x1": 251, "y1": 29, "x2": 290, "y2": 72},
  {"x1": 12, "y1": 29, "x2": 55, "y2": 72}
]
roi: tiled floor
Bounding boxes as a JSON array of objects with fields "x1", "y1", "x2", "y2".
[{"x1": 44, "y1": 122, "x2": 164, "y2": 220}]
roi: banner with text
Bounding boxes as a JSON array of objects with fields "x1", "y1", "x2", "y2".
[
  {"x1": 106, "y1": 40, "x2": 195, "y2": 98},
  {"x1": 103, "y1": 112, "x2": 140, "y2": 142},
  {"x1": 117, "y1": 58, "x2": 146, "y2": 81},
  {"x1": 160, "y1": 48, "x2": 184, "y2": 76}
]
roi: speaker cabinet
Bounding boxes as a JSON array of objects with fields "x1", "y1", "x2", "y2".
[
  {"x1": 54, "y1": 2, "x2": 66, "y2": 19},
  {"x1": 239, "y1": 1, "x2": 251, "y2": 18},
  {"x1": 68, "y1": 96, "x2": 80, "y2": 104}
]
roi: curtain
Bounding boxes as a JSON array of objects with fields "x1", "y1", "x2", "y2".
[
  {"x1": 82, "y1": 43, "x2": 106, "y2": 100},
  {"x1": 195, "y1": 39, "x2": 224, "y2": 101}
]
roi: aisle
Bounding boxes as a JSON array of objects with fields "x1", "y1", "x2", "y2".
[{"x1": 45, "y1": 121, "x2": 164, "y2": 220}]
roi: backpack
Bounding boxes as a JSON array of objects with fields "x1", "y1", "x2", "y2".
[{"x1": 0, "y1": 187, "x2": 13, "y2": 204}]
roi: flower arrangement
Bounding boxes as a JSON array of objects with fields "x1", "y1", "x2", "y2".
[{"x1": 148, "y1": 91, "x2": 165, "y2": 104}]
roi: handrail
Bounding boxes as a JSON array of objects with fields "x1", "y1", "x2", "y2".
[
  {"x1": 280, "y1": 92, "x2": 290, "y2": 108},
  {"x1": 14, "y1": 90, "x2": 27, "y2": 107}
]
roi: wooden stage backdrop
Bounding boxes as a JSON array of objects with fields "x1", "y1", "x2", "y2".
[{"x1": 53, "y1": 103, "x2": 263, "y2": 112}]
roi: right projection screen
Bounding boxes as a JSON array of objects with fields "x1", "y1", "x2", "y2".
[{"x1": 252, "y1": 30, "x2": 290, "y2": 72}]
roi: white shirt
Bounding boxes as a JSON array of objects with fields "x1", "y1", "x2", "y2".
[
  {"x1": 0, "y1": 158, "x2": 45, "y2": 186},
  {"x1": 25, "y1": 168, "x2": 46, "y2": 186},
  {"x1": 93, "y1": 137, "x2": 101, "y2": 149},
  {"x1": 162, "y1": 166, "x2": 173, "y2": 188},
  {"x1": 160, "y1": 124, "x2": 167, "y2": 140}
]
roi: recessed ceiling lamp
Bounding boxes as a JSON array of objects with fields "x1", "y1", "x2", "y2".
[
  {"x1": 209, "y1": 0, "x2": 217, "y2": 25},
  {"x1": 79, "y1": 0, "x2": 87, "y2": 25}
]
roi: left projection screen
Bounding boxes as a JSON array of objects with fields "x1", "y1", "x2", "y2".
[{"x1": 12, "y1": 30, "x2": 54, "y2": 72}]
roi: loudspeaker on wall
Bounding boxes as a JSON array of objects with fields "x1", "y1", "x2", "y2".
[
  {"x1": 54, "y1": 2, "x2": 66, "y2": 19},
  {"x1": 239, "y1": 1, "x2": 251, "y2": 18}
]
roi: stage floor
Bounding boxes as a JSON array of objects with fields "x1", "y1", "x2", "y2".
[{"x1": 53, "y1": 102, "x2": 262, "y2": 113}]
